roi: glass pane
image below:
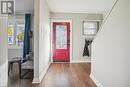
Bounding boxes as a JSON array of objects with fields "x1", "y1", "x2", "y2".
[
  {"x1": 16, "y1": 23, "x2": 25, "y2": 46},
  {"x1": 84, "y1": 22, "x2": 97, "y2": 28},
  {"x1": 83, "y1": 21, "x2": 98, "y2": 35},
  {"x1": 8, "y1": 23, "x2": 14, "y2": 45},
  {"x1": 56, "y1": 25, "x2": 67, "y2": 49},
  {"x1": 84, "y1": 28, "x2": 96, "y2": 34}
]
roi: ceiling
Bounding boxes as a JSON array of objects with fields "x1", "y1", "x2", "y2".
[
  {"x1": 14, "y1": 0, "x2": 115, "y2": 14},
  {"x1": 47, "y1": 0, "x2": 115, "y2": 14}
]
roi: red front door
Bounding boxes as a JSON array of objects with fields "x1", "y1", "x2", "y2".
[{"x1": 53, "y1": 22, "x2": 70, "y2": 62}]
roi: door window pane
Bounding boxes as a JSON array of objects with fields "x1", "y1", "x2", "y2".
[{"x1": 56, "y1": 25, "x2": 67, "y2": 49}]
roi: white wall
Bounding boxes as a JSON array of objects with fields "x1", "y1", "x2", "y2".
[
  {"x1": 0, "y1": 18, "x2": 8, "y2": 87},
  {"x1": 51, "y1": 13, "x2": 103, "y2": 61},
  {"x1": 39, "y1": 0, "x2": 51, "y2": 81},
  {"x1": 33, "y1": 0, "x2": 51, "y2": 83},
  {"x1": 33, "y1": 0, "x2": 40, "y2": 82},
  {"x1": 91, "y1": 0, "x2": 130, "y2": 87},
  {"x1": 15, "y1": 0, "x2": 34, "y2": 14}
]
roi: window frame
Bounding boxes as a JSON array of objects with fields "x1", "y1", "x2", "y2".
[
  {"x1": 7, "y1": 18, "x2": 25, "y2": 49},
  {"x1": 82, "y1": 20, "x2": 100, "y2": 36}
]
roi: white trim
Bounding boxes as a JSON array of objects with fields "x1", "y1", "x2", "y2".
[
  {"x1": 102, "y1": 0, "x2": 118, "y2": 21},
  {"x1": 32, "y1": 62, "x2": 51, "y2": 83},
  {"x1": 8, "y1": 45, "x2": 23, "y2": 49},
  {"x1": 53, "y1": 62, "x2": 70, "y2": 64},
  {"x1": 52, "y1": 60, "x2": 91, "y2": 63},
  {"x1": 94, "y1": 0, "x2": 118, "y2": 41},
  {"x1": 39, "y1": 62, "x2": 51, "y2": 82},
  {"x1": 71, "y1": 60, "x2": 91, "y2": 63},
  {"x1": 32, "y1": 78, "x2": 39, "y2": 84},
  {"x1": 50, "y1": 19, "x2": 73, "y2": 63},
  {"x1": 90, "y1": 74, "x2": 103, "y2": 87},
  {"x1": 81, "y1": 19, "x2": 101, "y2": 22},
  {"x1": 8, "y1": 18, "x2": 25, "y2": 22}
]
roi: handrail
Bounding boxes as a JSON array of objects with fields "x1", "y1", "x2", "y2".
[{"x1": 93, "y1": 0, "x2": 119, "y2": 42}]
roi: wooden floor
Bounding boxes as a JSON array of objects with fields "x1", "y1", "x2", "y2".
[{"x1": 8, "y1": 63, "x2": 97, "y2": 87}]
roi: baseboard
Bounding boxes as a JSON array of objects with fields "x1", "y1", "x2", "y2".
[
  {"x1": 32, "y1": 62, "x2": 51, "y2": 83},
  {"x1": 32, "y1": 78, "x2": 40, "y2": 84},
  {"x1": 0, "y1": 61, "x2": 8, "y2": 87},
  {"x1": 71, "y1": 60, "x2": 91, "y2": 63},
  {"x1": 39, "y1": 62, "x2": 51, "y2": 82},
  {"x1": 53, "y1": 62, "x2": 70, "y2": 63},
  {"x1": 90, "y1": 73, "x2": 103, "y2": 87}
]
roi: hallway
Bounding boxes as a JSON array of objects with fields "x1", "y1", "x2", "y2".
[{"x1": 8, "y1": 63, "x2": 96, "y2": 87}]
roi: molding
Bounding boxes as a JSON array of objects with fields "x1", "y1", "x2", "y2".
[
  {"x1": 71, "y1": 60, "x2": 91, "y2": 63},
  {"x1": 39, "y1": 62, "x2": 51, "y2": 82},
  {"x1": 0, "y1": 61, "x2": 8, "y2": 87},
  {"x1": 94, "y1": 0, "x2": 118, "y2": 41},
  {"x1": 102, "y1": 0, "x2": 118, "y2": 22},
  {"x1": 81, "y1": 19, "x2": 101, "y2": 22},
  {"x1": 32, "y1": 62, "x2": 51, "y2": 83},
  {"x1": 53, "y1": 62, "x2": 70, "y2": 64},
  {"x1": 32, "y1": 78, "x2": 39, "y2": 84},
  {"x1": 90, "y1": 73, "x2": 103, "y2": 87},
  {"x1": 8, "y1": 45, "x2": 23, "y2": 49}
]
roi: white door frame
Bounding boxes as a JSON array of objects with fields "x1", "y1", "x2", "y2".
[{"x1": 50, "y1": 19, "x2": 73, "y2": 63}]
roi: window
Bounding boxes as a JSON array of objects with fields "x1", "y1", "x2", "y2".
[
  {"x1": 8, "y1": 20, "x2": 25, "y2": 46},
  {"x1": 82, "y1": 21, "x2": 99, "y2": 35},
  {"x1": 8, "y1": 23, "x2": 14, "y2": 44},
  {"x1": 16, "y1": 23, "x2": 25, "y2": 46},
  {"x1": 56, "y1": 25, "x2": 67, "y2": 49}
]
